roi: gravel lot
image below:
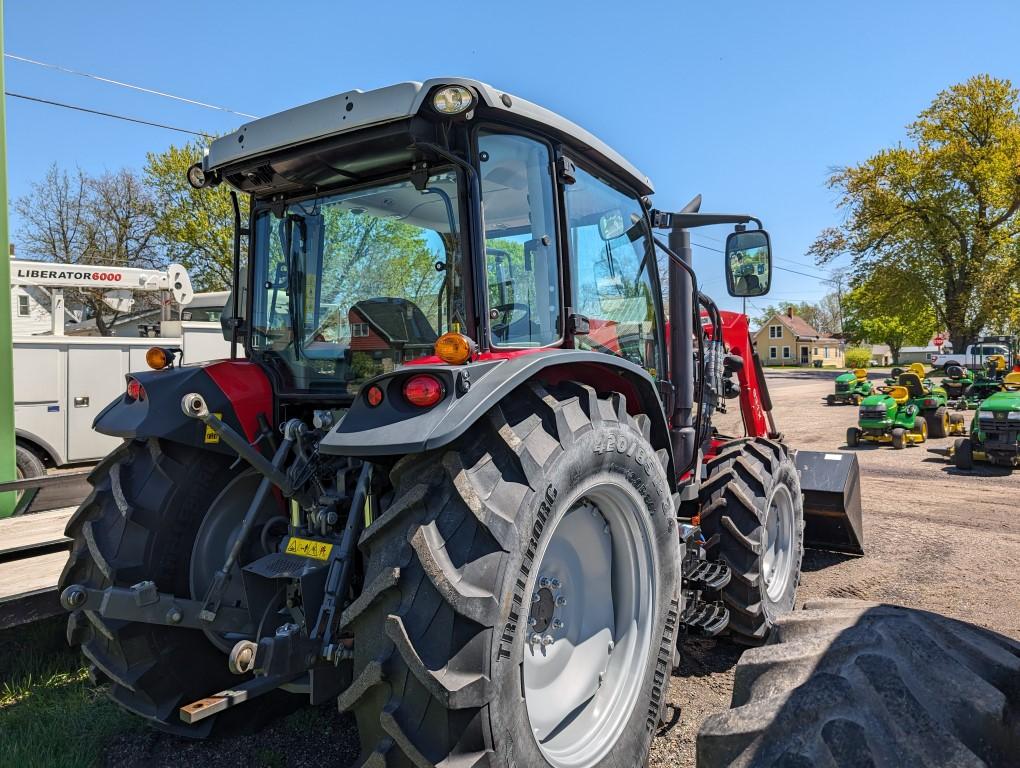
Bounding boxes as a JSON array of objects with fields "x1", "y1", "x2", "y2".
[{"x1": 99, "y1": 370, "x2": 1020, "y2": 768}]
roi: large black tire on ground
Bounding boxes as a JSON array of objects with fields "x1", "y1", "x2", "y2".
[
  {"x1": 339, "y1": 381, "x2": 681, "y2": 767},
  {"x1": 698, "y1": 599, "x2": 1020, "y2": 767},
  {"x1": 59, "y1": 439, "x2": 296, "y2": 738},
  {"x1": 698, "y1": 439, "x2": 804, "y2": 645}
]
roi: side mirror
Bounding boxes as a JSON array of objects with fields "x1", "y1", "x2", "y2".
[{"x1": 725, "y1": 230, "x2": 772, "y2": 297}]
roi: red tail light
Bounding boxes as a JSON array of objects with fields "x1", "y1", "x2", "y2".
[
  {"x1": 923, "y1": 398, "x2": 937, "y2": 407},
  {"x1": 365, "y1": 384, "x2": 384, "y2": 407},
  {"x1": 403, "y1": 374, "x2": 444, "y2": 408},
  {"x1": 126, "y1": 377, "x2": 145, "y2": 402}
]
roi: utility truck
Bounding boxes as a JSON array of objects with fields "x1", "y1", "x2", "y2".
[
  {"x1": 10, "y1": 261, "x2": 231, "y2": 478},
  {"x1": 59, "y1": 79, "x2": 864, "y2": 767}
]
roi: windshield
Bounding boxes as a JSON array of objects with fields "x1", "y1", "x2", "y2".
[{"x1": 250, "y1": 171, "x2": 465, "y2": 395}]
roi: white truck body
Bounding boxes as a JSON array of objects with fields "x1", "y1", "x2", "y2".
[
  {"x1": 931, "y1": 344, "x2": 1012, "y2": 370},
  {"x1": 14, "y1": 323, "x2": 232, "y2": 466}
]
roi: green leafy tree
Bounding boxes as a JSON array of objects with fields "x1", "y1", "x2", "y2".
[
  {"x1": 145, "y1": 140, "x2": 242, "y2": 291},
  {"x1": 811, "y1": 75, "x2": 1020, "y2": 351},
  {"x1": 842, "y1": 268, "x2": 938, "y2": 364}
]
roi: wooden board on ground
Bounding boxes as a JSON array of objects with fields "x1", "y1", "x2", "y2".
[
  {"x1": 0, "y1": 507, "x2": 76, "y2": 627},
  {"x1": 0, "y1": 507, "x2": 75, "y2": 560},
  {"x1": 0, "y1": 551, "x2": 70, "y2": 627}
]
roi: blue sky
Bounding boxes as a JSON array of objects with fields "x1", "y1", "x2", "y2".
[{"x1": 5, "y1": 1, "x2": 1020, "y2": 314}]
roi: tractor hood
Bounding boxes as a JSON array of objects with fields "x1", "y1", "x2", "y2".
[
  {"x1": 835, "y1": 372, "x2": 857, "y2": 384},
  {"x1": 977, "y1": 390, "x2": 1020, "y2": 414}
]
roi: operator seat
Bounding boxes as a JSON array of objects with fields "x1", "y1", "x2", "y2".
[
  {"x1": 1003, "y1": 372, "x2": 1020, "y2": 390},
  {"x1": 853, "y1": 368, "x2": 868, "y2": 381},
  {"x1": 883, "y1": 385, "x2": 910, "y2": 405},
  {"x1": 897, "y1": 372, "x2": 927, "y2": 399}
]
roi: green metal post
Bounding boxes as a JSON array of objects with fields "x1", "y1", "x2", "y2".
[{"x1": 0, "y1": 0, "x2": 17, "y2": 518}]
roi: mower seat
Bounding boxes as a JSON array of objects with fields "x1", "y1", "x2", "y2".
[
  {"x1": 1004, "y1": 372, "x2": 1020, "y2": 390},
  {"x1": 908, "y1": 362, "x2": 927, "y2": 379},
  {"x1": 988, "y1": 355, "x2": 1007, "y2": 372},
  {"x1": 853, "y1": 368, "x2": 868, "y2": 381},
  {"x1": 897, "y1": 372, "x2": 927, "y2": 399},
  {"x1": 882, "y1": 385, "x2": 910, "y2": 405}
]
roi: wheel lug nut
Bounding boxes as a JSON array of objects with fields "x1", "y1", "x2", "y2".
[
  {"x1": 552, "y1": 619, "x2": 564, "y2": 630},
  {"x1": 542, "y1": 634, "x2": 554, "y2": 646},
  {"x1": 528, "y1": 617, "x2": 537, "y2": 627},
  {"x1": 539, "y1": 577, "x2": 551, "y2": 588},
  {"x1": 532, "y1": 592, "x2": 541, "y2": 603},
  {"x1": 550, "y1": 578, "x2": 561, "y2": 589},
  {"x1": 530, "y1": 633, "x2": 542, "y2": 645}
]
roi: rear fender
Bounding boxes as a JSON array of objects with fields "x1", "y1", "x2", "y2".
[
  {"x1": 319, "y1": 350, "x2": 673, "y2": 483},
  {"x1": 93, "y1": 361, "x2": 272, "y2": 454}
]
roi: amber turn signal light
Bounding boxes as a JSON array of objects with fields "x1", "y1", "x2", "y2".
[
  {"x1": 145, "y1": 347, "x2": 175, "y2": 370},
  {"x1": 434, "y1": 332, "x2": 476, "y2": 365}
]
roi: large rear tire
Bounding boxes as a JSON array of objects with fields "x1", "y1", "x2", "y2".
[
  {"x1": 698, "y1": 600, "x2": 1020, "y2": 767},
  {"x1": 929, "y1": 406, "x2": 950, "y2": 438},
  {"x1": 698, "y1": 439, "x2": 804, "y2": 645},
  {"x1": 60, "y1": 439, "x2": 296, "y2": 737},
  {"x1": 341, "y1": 381, "x2": 681, "y2": 767}
]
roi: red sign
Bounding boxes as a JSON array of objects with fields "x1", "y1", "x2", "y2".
[{"x1": 933, "y1": 335, "x2": 946, "y2": 348}]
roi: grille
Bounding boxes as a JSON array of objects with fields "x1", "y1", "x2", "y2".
[{"x1": 836, "y1": 383, "x2": 851, "y2": 392}]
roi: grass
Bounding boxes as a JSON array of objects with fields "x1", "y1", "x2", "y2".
[{"x1": 0, "y1": 616, "x2": 138, "y2": 768}]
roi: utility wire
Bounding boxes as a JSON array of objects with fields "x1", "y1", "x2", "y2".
[
  {"x1": 5, "y1": 91, "x2": 213, "y2": 138},
  {"x1": 691, "y1": 240, "x2": 830, "y2": 281},
  {"x1": 5, "y1": 53, "x2": 258, "y2": 119}
]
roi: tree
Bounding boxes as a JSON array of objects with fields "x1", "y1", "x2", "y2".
[
  {"x1": 841, "y1": 267, "x2": 938, "y2": 364},
  {"x1": 811, "y1": 75, "x2": 1020, "y2": 351},
  {"x1": 14, "y1": 164, "x2": 162, "y2": 335},
  {"x1": 145, "y1": 140, "x2": 242, "y2": 291}
]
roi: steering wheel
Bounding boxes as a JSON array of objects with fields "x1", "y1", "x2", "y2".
[{"x1": 491, "y1": 302, "x2": 532, "y2": 343}]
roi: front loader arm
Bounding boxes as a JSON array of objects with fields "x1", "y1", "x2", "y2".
[{"x1": 715, "y1": 310, "x2": 774, "y2": 439}]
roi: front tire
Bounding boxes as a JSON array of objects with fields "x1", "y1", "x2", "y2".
[
  {"x1": 698, "y1": 439, "x2": 804, "y2": 644},
  {"x1": 342, "y1": 382, "x2": 681, "y2": 767},
  {"x1": 826, "y1": 394, "x2": 836, "y2": 406},
  {"x1": 846, "y1": 427, "x2": 860, "y2": 448},
  {"x1": 891, "y1": 427, "x2": 906, "y2": 449}
]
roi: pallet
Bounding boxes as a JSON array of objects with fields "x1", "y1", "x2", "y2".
[{"x1": 0, "y1": 508, "x2": 75, "y2": 628}]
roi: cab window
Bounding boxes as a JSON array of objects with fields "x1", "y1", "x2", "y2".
[
  {"x1": 478, "y1": 130, "x2": 561, "y2": 347},
  {"x1": 564, "y1": 165, "x2": 662, "y2": 376}
]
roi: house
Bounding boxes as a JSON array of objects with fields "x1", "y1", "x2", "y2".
[
  {"x1": 11, "y1": 283, "x2": 85, "y2": 335},
  {"x1": 754, "y1": 307, "x2": 845, "y2": 367}
]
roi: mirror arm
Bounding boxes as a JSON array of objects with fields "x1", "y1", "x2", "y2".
[{"x1": 650, "y1": 209, "x2": 762, "y2": 231}]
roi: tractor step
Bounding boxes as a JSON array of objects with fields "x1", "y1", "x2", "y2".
[
  {"x1": 680, "y1": 596, "x2": 730, "y2": 636},
  {"x1": 683, "y1": 558, "x2": 732, "y2": 591}
]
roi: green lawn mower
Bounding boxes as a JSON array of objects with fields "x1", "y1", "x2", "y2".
[
  {"x1": 941, "y1": 364, "x2": 974, "y2": 405},
  {"x1": 950, "y1": 372, "x2": 1020, "y2": 470},
  {"x1": 827, "y1": 368, "x2": 873, "y2": 405},
  {"x1": 848, "y1": 364, "x2": 961, "y2": 448},
  {"x1": 948, "y1": 360, "x2": 1006, "y2": 411}
]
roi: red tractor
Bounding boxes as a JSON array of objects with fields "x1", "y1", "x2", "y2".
[{"x1": 59, "y1": 79, "x2": 862, "y2": 766}]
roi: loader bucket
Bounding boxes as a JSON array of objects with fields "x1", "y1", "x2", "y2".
[{"x1": 794, "y1": 450, "x2": 864, "y2": 555}]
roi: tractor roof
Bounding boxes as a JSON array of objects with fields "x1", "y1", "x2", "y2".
[{"x1": 204, "y1": 77, "x2": 654, "y2": 196}]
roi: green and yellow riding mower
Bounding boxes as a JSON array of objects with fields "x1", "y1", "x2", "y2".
[
  {"x1": 949, "y1": 372, "x2": 1020, "y2": 470},
  {"x1": 827, "y1": 368, "x2": 873, "y2": 405}
]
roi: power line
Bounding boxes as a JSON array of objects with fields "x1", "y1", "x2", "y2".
[
  {"x1": 5, "y1": 91, "x2": 213, "y2": 138},
  {"x1": 5, "y1": 53, "x2": 258, "y2": 119},
  {"x1": 690, "y1": 240, "x2": 830, "y2": 280}
]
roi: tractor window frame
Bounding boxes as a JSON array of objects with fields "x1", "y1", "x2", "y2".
[
  {"x1": 242, "y1": 165, "x2": 474, "y2": 400},
  {"x1": 470, "y1": 122, "x2": 566, "y2": 351},
  {"x1": 557, "y1": 150, "x2": 668, "y2": 380}
]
